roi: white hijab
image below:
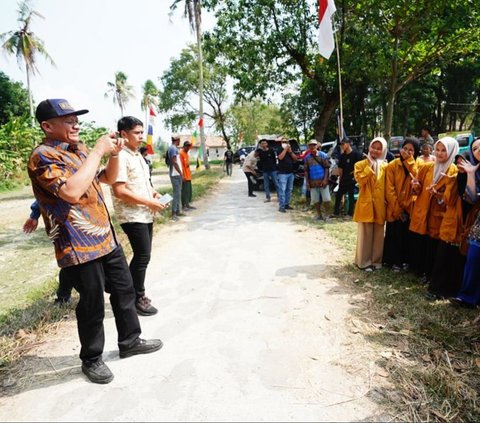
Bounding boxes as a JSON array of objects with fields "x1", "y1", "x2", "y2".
[
  {"x1": 368, "y1": 137, "x2": 388, "y2": 176},
  {"x1": 433, "y1": 137, "x2": 459, "y2": 185}
]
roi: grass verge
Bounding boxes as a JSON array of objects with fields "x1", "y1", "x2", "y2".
[
  {"x1": 290, "y1": 188, "x2": 480, "y2": 422},
  {"x1": 0, "y1": 165, "x2": 224, "y2": 379}
]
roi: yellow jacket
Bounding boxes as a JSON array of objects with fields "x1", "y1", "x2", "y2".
[
  {"x1": 353, "y1": 159, "x2": 387, "y2": 224},
  {"x1": 409, "y1": 162, "x2": 460, "y2": 239},
  {"x1": 385, "y1": 157, "x2": 417, "y2": 222}
]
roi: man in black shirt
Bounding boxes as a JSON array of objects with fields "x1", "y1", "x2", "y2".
[
  {"x1": 224, "y1": 147, "x2": 234, "y2": 176},
  {"x1": 332, "y1": 138, "x2": 362, "y2": 217},
  {"x1": 257, "y1": 140, "x2": 279, "y2": 202},
  {"x1": 277, "y1": 139, "x2": 298, "y2": 212}
]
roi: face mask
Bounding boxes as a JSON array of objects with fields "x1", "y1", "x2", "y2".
[{"x1": 282, "y1": 143, "x2": 288, "y2": 149}]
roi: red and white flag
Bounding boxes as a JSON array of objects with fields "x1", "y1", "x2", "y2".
[{"x1": 318, "y1": 0, "x2": 336, "y2": 59}]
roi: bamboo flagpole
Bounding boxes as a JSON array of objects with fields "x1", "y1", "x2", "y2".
[{"x1": 334, "y1": 27, "x2": 344, "y2": 141}]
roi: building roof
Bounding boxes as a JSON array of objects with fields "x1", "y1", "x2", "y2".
[{"x1": 177, "y1": 134, "x2": 226, "y2": 148}]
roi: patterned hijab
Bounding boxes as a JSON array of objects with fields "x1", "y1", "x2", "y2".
[
  {"x1": 368, "y1": 137, "x2": 388, "y2": 176},
  {"x1": 433, "y1": 137, "x2": 459, "y2": 185},
  {"x1": 468, "y1": 137, "x2": 480, "y2": 184}
]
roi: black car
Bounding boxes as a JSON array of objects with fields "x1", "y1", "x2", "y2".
[
  {"x1": 253, "y1": 138, "x2": 304, "y2": 191},
  {"x1": 233, "y1": 146, "x2": 255, "y2": 164}
]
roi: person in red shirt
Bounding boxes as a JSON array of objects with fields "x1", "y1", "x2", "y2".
[{"x1": 180, "y1": 140, "x2": 196, "y2": 210}]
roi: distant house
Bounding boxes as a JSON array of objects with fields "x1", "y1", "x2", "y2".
[{"x1": 176, "y1": 134, "x2": 227, "y2": 161}]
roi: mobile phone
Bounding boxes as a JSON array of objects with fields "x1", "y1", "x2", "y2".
[{"x1": 158, "y1": 193, "x2": 173, "y2": 206}]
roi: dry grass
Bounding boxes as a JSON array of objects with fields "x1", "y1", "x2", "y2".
[{"x1": 289, "y1": 186, "x2": 480, "y2": 422}]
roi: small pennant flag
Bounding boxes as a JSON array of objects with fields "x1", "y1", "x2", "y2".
[
  {"x1": 318, "y1": 0, "x2": 336, "y2": 60},
  {"x1": 146, "y1": 106, "x2": 156, "y2": 154}
]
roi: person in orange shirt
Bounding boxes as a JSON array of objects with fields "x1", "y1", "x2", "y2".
[
  {"x1": 179, "y1": 140, "x2": 196, "y2": 211},
  {"x1": 383, "y1": 137, "x2": 420, "y2": 272},
  {"x1": 353, "y1": 137, "x2": 388, "y2": 271},
  {"x1": 409, "y1": 137, "x2": 459, "y2": 287}
]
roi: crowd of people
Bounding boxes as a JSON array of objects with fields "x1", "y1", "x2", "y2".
[
  {"x1": 21, "y1": 97, "x2": 480, "y2": 385},
  {"x1": 238, "y1": 132, "x2": 480, "y2": 310},
  {"x1": 23, "y1": 98, "x2": 204, "y2": 385},
  {"x1": 352, "y1": 134, "x2": 480, "y2": 310}
]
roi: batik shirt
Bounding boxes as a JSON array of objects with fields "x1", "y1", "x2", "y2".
[{"x1": 28, "y1": 139, "x2": 118, "y2": 268}]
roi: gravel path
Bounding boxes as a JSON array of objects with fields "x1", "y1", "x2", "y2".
[{"x1": 0, "y1": 167, "x2": 385, "y2": 421}]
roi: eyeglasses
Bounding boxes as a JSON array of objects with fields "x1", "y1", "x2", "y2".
[{"x1": 63, "y1": 119, "x2": 81, "y2": 127}]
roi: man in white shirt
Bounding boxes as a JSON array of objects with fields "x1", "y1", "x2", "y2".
[{"x1": 112, "y1": 116, "x2": 166, "y2": 316}]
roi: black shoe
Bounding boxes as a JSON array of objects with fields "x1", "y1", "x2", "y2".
[
  {"x1": 279, "y1": 207, "x2": 286, "y2": 213},
  {"x1": 81, "y1": 360, "x2": 114, "y2": 384},
  {"x1": 53, "y1": 297, "x2": 72, "y2": 306},
  {"x1": 284, "y1": 205, "x2": 293, "y2": 210},
  {"x1": 248, "y1": 194, "x2": 256, "y2": 197},
  {"x1": 424, "y1": 291, "x2": 441, "y2": 300},
  {"x1": 136, "y1": 296, "x2": 158, "y2": 316},
  {"x1": 119, "y1": 338, "x2": 163, "y2": 359},
  {"x1": 176, "y1": 212, "x2": 187, "y2": 217}
]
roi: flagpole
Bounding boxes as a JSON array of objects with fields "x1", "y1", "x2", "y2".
[{"x1": 334, "y1": 26, "x2": 344, "y2": 141}]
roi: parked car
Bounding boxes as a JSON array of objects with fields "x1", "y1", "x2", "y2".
[
  {"x1": 252, "y1": 137, "x2": 304, "y2": 191},
  {"x1": 455, "y1": 132, "x2": 475, "y2": 155},
  {"x1": 389, "y1": 136, "x2": 404, "y2": 158},
  {"x1": 233, "y1": 146, "x2": 255, "y2": 164}
]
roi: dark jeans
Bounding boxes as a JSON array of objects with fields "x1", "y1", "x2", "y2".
[
  {"x1": 57, "y1": 268, "x2": 74, "y2": 300},
  {"x1": 182, "y1": 180, "x2": 192, "y2": 207},
  {"x1": 225, "y1": 162, "x2": 233, "y2": 176},
  {"x1": 120, "y1": 222, "x2": 153, "y2": 300},
  {"x1": 334, "y1": 183, "x2": 355, "y2": 216},
  {"x1": 62, "y1": 246, "x2": 141, "y2": 363},
  {"x1": 244, "y1": 171, "x2": 256, "y2": 195},
  {"x1": 170, "y1": 175, "x2": 182, "y2": 213}
]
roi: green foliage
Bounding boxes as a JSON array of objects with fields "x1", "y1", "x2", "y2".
[
  {"x1": 230, "y1": 100, "x2": 292, "y2": 145},
  {"x1": 0, "y1": 115, "x2": 40, "y2": 182},
  {"x1": 0, "y1": 72, "x2": 29, "y2": 125},
  {"x1": 79, "y1": 122, "x2": 109, "y2": 149},
  {"x1": 0, "y1": 117, "x2": 110, "y2": 189}
]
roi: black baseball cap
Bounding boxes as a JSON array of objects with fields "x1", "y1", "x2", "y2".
[{"x1": 35, "y1": 99, "x2": 89, "y2": 123}]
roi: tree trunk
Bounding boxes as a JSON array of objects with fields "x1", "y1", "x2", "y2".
[
  {"x1": 313, "y1": 94, "x2": 338, "y2": 142},
  {"x1": 195, "y1": 1, "x2": 210, "y2": 169},
  {"x1": 26, "y1": 65, "x2": 34, "y2": 127}
]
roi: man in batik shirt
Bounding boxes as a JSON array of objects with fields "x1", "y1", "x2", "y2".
[{"x1": 28, "y1": 99, "x2": 163, "y2": 384}]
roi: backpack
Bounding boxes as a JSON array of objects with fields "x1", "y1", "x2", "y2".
[{"x1": 164, "y1": 150, "x2": 170, "y2": 166}]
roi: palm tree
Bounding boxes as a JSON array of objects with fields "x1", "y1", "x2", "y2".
[
  {"x1": 105, "y1": 71, "x2": 135, "y2": 117},
  {"x1": 170, "y1": 0, "x2": 209, "y2": 169},
  {"x1": 141, "y1": 79, "x2": 158, "y2": 123},
  {"x1": 0, "y1": 0, "x2": 55, "y2": 126}
]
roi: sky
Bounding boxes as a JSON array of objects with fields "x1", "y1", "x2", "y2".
[{"x1": 0, "y1": 0, "x2": 216, "y2": 142}]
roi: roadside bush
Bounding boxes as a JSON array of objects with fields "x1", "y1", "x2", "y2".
[{"x1": 0, "y1": 117, "x2": 108, "y2": 190}]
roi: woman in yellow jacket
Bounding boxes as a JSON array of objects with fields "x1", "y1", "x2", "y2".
[
  {"x1": 383, "y1": 137, "x2": 420, "y2": 272},
  {"x1": 409, "y1": 137, "x2": 459, "y2": 285},
  {"x1": 353, "y1": 137, "x2": 388, "y2": 271}
]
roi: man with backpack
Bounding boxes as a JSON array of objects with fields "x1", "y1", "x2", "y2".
[{"x1": 304, "y1": 139, "x2": 331, "y2": 221}]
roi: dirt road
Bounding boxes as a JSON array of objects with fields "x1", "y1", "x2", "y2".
[{"x1": 0, "y1": 168, "x2": 385, "y2": 421}]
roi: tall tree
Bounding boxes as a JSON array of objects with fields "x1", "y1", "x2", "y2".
[
  {"x1": 203, "y1": 0, "x2": 342, "y2": 142},
  {"x1": 105, "y1": 71, "x2": 135, "y2": 117},
  {"x1": 0, "y1": 0, "x2": 55, "y2": 126},
  {"x1": 170, "y1": 0, "x2": 210, "y2": 168},
  {"x1": 141, "y1": 79, "x2": 159, "y2": 124},
  {"x1": 352, "y1": 0, "x2": 480, "y2": 139},
  {"x1": 157, "y1": 45, "x2": 232, "y2": 147}
]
